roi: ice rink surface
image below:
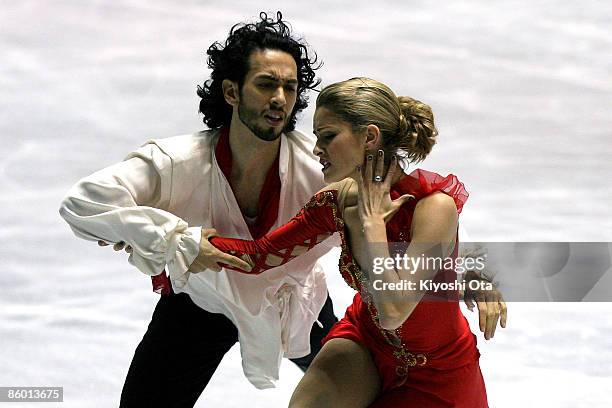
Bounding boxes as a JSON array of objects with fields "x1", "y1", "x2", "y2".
[{"x1": 1, "y1": 1, "x2": 611, "y2": 406}]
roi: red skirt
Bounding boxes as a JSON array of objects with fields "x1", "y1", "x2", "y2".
[{"x1": 322, "y1": 294, "x2": 489, "y2": 407}]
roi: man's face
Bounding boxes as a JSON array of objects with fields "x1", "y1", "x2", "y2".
[{"x1": 237, "y1": 49, "x2": 299, "y2": 141}]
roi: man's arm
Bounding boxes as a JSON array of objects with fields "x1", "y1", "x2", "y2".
[
  {"x1": 459, "y1": 244, "x2": 507, "y2": 339},
  {"x1": 59, "y1": 143, "x2": 248, "y2": 288}
]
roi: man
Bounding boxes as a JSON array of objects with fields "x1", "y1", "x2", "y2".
[{"x1": 60, "y1": 12, "x2": 338, "y2": 407}]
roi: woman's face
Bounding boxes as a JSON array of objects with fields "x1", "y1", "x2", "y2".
[{"x1": 313, "y1": 106, "x2": 367, "y2": 183}]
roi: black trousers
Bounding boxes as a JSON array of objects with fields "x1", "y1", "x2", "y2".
[{"x1": 119, "y1": 292, "x2": 337, "y2": 407}]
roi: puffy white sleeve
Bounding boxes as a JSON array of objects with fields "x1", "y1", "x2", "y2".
[{"x1": 59, "y1": 143, "x2": 200, "y2": 287}]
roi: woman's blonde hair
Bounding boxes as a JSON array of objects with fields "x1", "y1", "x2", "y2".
[{"x1": 316, "y1": 77, "x2": 437, "y2": 163}]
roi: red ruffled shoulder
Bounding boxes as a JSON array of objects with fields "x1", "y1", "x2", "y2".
[{"x1": 393, "y1": 169, "x2": 469, "y2": 214}]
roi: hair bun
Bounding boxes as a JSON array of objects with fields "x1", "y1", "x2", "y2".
[
  {"x1": 397, "y1": 96, "x2": 437, "y2": 163},
  {"x1": 398, "y1": 113, "x2": 409, "y2": 137}
]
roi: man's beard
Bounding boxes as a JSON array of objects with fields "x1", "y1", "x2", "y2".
[{"x1": 238, "y1": 100, "x2": 287, "y2": 142}]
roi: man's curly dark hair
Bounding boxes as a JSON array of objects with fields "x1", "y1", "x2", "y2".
[{"x1": 197, "y1": 11, "x2": 321, "y2": 132}]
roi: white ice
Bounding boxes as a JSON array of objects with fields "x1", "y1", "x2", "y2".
[{"x1": 1, "y1": 1, "x2": 611, "y2": 407}]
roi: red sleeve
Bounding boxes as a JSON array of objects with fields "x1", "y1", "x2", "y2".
[
  {"x1": 210, "y1": 190, "x2": 341, "y2": 274},
  {"x1": 410, "y1": 169, "x2": 469, "y2": 214}
]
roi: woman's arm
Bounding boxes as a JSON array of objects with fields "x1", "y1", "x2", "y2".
[
  {"x1": 210, "y1": 188, "x2": 341, "y2": 274},
  {"x1": 357, "y1": 152, "x2": 458, "y2": 330},
  {"x1": 364, "y1": 194, "x2": 457, "y2": 330}
]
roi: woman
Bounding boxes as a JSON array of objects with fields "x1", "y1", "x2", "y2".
[{"x1": 210, "y1": 78, "x2": 498, "y2": 407}]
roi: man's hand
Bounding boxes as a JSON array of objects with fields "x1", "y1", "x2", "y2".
[
  {"x1": 98, "y1": 240, "x2": 132, "y2": 253},
  {"x1": 463, "y1": 280, "x2": 507, "y2": 340},
  {"x1": 188, "y1": 228, "x2": 252, "y2": 273}
]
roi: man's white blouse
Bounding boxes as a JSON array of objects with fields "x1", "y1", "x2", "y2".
[{"x1": 59, "y1": 129, "x2": 338, "y2": 389}]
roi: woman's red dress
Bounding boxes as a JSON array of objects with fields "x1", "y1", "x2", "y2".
[{"x1": 211, "y1": 169, "x2": 488, "y2": 407}]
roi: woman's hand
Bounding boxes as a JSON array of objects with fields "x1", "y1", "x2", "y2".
[
  {"x1": 355, "y1": 150, "x2": 414, "y2": 225},
  {"x1": 188, "y1": 228, "x2": 252, "y2": 273}
]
